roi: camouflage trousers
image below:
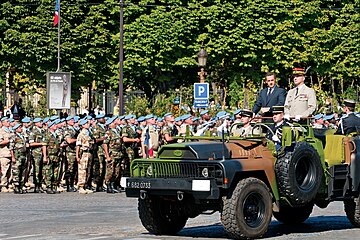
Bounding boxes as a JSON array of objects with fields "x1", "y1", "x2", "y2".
[
  {"x1": 32, "y1": 150, "x2": 43, "y2": 186},
  {"x1": 44, "y1": 156, "x2": 60, "y2": 187},
  {"x1": 12, "y1": 153, "x2": 26, "y2": 186},
  {"x1": 104, "y1": 156, "x2": 121, "y2": 184},
  {"x1": 65, "y1": 151, "x2": 77, "y2": 184},
  {"x1": 92, "y1": 151, "x2": 106, "y2": 185},
  {"x1": 78, "y1": 152, "x2": 92, "y2": 188},
  {"x1": 0, "y1": 157, "x2": 12, "y2": 187}
]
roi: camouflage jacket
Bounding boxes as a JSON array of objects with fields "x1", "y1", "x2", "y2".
[
  {"x1": 104, "y1": 128, "x2": 122, "y2": 158},
  {"x1": 76, "y1": 129, "x2": 94, "y2": 151}
]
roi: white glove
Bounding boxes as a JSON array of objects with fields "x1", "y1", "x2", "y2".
[
  {"x1": 283, "y1": 114, "x2": 290, "y2": 121},
  {"x1": 272, "y1": 135, "x2": 280, "y2": 142},
  {"x1": 295, "y1": 115, "x2": 302, "y2": 121}
]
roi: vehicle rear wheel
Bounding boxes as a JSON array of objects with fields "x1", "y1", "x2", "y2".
[
  {"x1": 273, "y1": 202, "x2": 313, "y2": 224},
  {"x1": 221, "y1": 178, "x2": 272, "y2": 239},
  {"x1": 275, "y1": 142, "x2": 323, "y2": 205},
  {"x1": 138, "y1": 196, "x2": 188, "y2": 235},
  {"x1": 344, "y1": 197, "x2": 360, "y2": 227}
]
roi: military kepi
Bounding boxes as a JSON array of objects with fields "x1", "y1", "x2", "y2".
[
  {"x1": 292, "y1": 67, "x2": 305, "y2": 75},
  {"x1": 344, "y1": 99, "x2": 356, "y2": 108},
  {"x1": 271, "y1": 106, "x2": 284, "y2": 114}
]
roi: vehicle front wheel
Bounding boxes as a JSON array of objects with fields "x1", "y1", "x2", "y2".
[
  {"x1": 221, "y1": 177, "x2": 273, "y2": 239},
  {"x1": 138, "y1": 196, "x2": 188, "y2": 235}
]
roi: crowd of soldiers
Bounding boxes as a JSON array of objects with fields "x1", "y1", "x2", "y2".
[{"x1": 1, "y1": 67, "x2": 360, "y2": 195}]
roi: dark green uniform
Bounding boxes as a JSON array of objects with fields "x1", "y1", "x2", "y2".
[
  {"x1": 63, "y1": 125, "x2": 78, "y2": 191},
  {"x1": 91, "y1": 123, "x2": 106, "y2": 190},
  {"x1": 29, "y1": 126, "x2": 45, "y2": 190},
  {"x1": 44, "y1": 131, "x2": 61, "y2": 193},
  {"x1": 10, "y1": 132, "x2": 27, "y2": 193},
  {"x1": 104, "y1": 128, "x2": 122, "y2": 192}
]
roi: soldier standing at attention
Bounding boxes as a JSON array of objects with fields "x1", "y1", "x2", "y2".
[
  {"x1": 20, "y1": 117, "x2": 33, "y2": 190},
  {"x1": 62, "y1": 116, "x2": 78, "y2": 192},
  {"x1": 122, "y1": 115, "x2": 140, "y2": 177},
  {"x1": 76, "y1": 119, "x2": 94, "y2": 194},
  {"x1": 284, "y1": 67, "x2": 317, "y2": 118},
  {"x1": 335, "y1": 99, "x2": 360, "y2": 135},
  {"x1": 92, "y1": 114, "x2": 107, "y2": 192},
  {"x1": 161, "y1": 113, "x2": 176, "y2": 145},
  {"x1": 103, "y1": 117, "x2": 122, "y2": 193},
  {"x1": 233, "y1": 110, "x2": 255, "y2": 137},
  {"x1": 10, "y1": 123, "x2": 27, "y2": 194},
  {"x1": 0, "y1": 117, "x2": 14, "y2": 192},
  {"x1": 29, "y1": 118, "x2": 47, "y2": 193}
]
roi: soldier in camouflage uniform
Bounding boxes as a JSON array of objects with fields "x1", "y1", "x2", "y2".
[
  {"x1": 44, "y1": 120, "x2": 61, "y2": 194},
  {"x1": 63, "y1": 116, "x2": 79, "y2": 192},
  {"x1": 121, "y1": 115, "x2": 140, "y2": 178},
  {"x1": 161, "y1": 113, "x2": 176, "y2": 145},
  {"x1": 10, "y1": 123, "x2": 27, "y2": 194},
  {"x1": 21, "y1": 117, "x2": 33, "y2": 189},
  {"x1": 91, "y1": 114, "x2": 107, "y2": 192},
  {"x1": 29, "y1": 118, "x2": 47, "y2": 193},
  {"x1": 103, "y1": 117, "x2": 122, "y2": 193},
  {"x1": 76, "y1": 119, "x2": 95, "y2": 194},
  {"x1": 0, "y1": 117, "x2": 14, "y2": 193}
]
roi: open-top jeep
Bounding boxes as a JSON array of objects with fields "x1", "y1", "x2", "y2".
[{"x1": 125, "y1": 123, "x2": 360, "y2": 239}]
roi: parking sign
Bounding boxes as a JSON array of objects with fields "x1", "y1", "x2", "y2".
[{"x1": 194, "y1": 83, "x2": 209, "y2": 99}]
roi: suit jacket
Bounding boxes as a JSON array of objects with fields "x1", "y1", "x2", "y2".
[
  {"x1": 284, "y1": 84, "x2": 317, "y2": 117},
  {"x1": 335, "y1": 113, "x2": 360, "y2": 135},
  {"x1": 252, "y1": 86, "x2": 287, "y2": 115}
]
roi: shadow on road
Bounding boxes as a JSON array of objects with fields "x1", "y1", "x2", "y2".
[{"x1": 177, "y1": 215, "x2": 354, "y2": 239}]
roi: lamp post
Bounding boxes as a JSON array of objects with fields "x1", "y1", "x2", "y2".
[{"x1": 197, "y1": 45, "x2": 208, "y2": 83}]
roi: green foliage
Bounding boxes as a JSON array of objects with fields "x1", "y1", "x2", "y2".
[{"x1": 124, "y1": 95, "x2": 149, "y2": 116}]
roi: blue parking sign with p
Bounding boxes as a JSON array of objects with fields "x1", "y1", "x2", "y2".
[{"x1": 194, "y1": 83, "x2": 209, "y2": 99}]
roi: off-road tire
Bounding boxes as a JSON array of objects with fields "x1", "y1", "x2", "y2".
[
  {"x1": 275, "y1": 142, "x2": 323, "y2": 205},
  {"x1": 221, "y1": 177, "x2": 272, "y2": 239},
  {"x1": 273, "y1": 202, "x2": 314, "y2": 224},
  {"x1": 344, "y1": 198, "x2": 360, "y2": 227},
  {"x1": 138, "y1": 196, "x2": 188, "y2": 235}
]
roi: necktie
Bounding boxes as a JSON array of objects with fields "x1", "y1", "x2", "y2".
[
  {"x1": 295, "y1": 87, "x2": 298, "y2": 96},
  {"x1": 266, "y1": 88, "x2": 272, "y2": 102}
]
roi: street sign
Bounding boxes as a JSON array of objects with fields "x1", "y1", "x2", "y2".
[
  {"x1": 194, "y1": 83, "x2": 209, "y2": 99},
  {"x1": 46, "y1": 72, "x2": 71, "y2": 109},
  {"x1": 194, "y1": 99, "x2": 209, "y2": 108}
]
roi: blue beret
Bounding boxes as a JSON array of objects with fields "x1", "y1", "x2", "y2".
[
  {"x1": 1, "y1": 117, "x2": 9, "y2": 121},
  {"x1": 137, "y1": 116, "x2": 145, "y2": 122},
  {"x1": 33, "y1": 117, "x2": 42, "y2": 123},
  {"x1": 145, "y1": 114, "x2": 154, "y2": 120},
  {"x1": 66, "y1": 116, "x2": 73, "y2": 121},
  {"x1": 193, "y1": 117, "x2": 199, "y2": 121},
  {"x1": 200, "y1": 110, "x2": 209, "y2": 115},
  {"x1": 174, "y1": 117, "x2": 182, "y2": 122},
  {"x1": 324, "y1": 114, "x2": 335, "y2": 121},
  {"x1": 125, "y1": 114, "x2": 134, "y2": 120},
  {"x1": 106, "y1": 116, "x2": 116, "y2": 125},
  {"x1": 42, "y1": 117, "x2": 50, "y2": 123},
  {"x1": 163, "y1": 112, "x2": 172, "y2": 117},
  {"x1": 182, "y1": 114, "x2": 192, "y2": 120},
  {"x1": 157, "y1": 117, "x2": 164, "y2": 122},
  {"x1": 79, "y1": 119, "x2": 88, "y2": 126},
  {"x1": 85, "y1": 116, "x2": 93, "y2": 120},
  {"x1": 73, "y1": 116, "x2": 80, "y2": 122},
  {"x1": 50, "y1": 115, "x2": 59, "y2": 121},
  {"x1": 118, "y1": 115, "x2": 125, "y2": 120},
  {"x1": 48, "y1": 121, "x2": 56, "y2": 128},
  {"x1": 54, "y1": 119, "x2": 61, "y2": 125},
  {"x1": 12, "y1": 123, "x2": 22, "y2": 131},
  {"x1": 21, "y1": 117, "x2": 31, "y2": 123},
  {"x1": 233, "y1": 109, "x2": 241, "y2": 115},
  {"x1": 216, "y1": 111, "x2": 227, "y2": 118},
  {"x1": 314, "y1": 113, "x2": 323, "y2": 120},
  {"x1": 96, "y1": 114, "x2": 105, "y2": 119},
  {"x1": 60, "y1": 119, "x2": 65, "y2": 123},
  {"x1": 9, "y1": 118, "x2": 14, "y2": 123}
]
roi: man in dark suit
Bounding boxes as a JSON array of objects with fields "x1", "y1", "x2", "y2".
[
  {"x1": 252, "y1": 72, "x2": 287, "y2": 119},
  {"x1": 335, "y1": 99, "x2": 360, "y2": 135}
]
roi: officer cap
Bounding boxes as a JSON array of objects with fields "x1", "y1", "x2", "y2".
[
  {"x1": 137, "y1": 116, "x2": 145, "y2": 122},
  {"x1": 200, "y1": 110, "x2": 209, "y2": 115},
  {"x1": 12, "y1": 123, "x2": 22, "y2": 131},
  {"x1": 292, "y1": 67, "x2": 305, "y2": 76},
  {"x1": 79, "y1": 119, "x2": 88, "y2": 126},
  {"x1": 73, "y1": 116, "x2": 80, "y2": 122},
  {"x1": 182, "y1": 114, "x2": 192, "y2": 120},
  {"x1": 163, "y1": 112, "x2": 172, "y2": 118},
  {"x1": 240, "y1": 109, "x2": 254, "y2": 118},
  {"x1": 145, "y1": 114, "x2": 154, "y2": 120},
  {"x1": 1, "y1": 116, "x2": 9, "y2": 121},
  {"x1": 21, "y1": 117, "x2": 31, "y2": 123},
  {"x1": 33, "y1": 117, "x2": 42, "y2": 123},
  {"x1": 324, "y1": 114, "x2": 335, "y2": 121},
  {"x1": 96, "y1": 113, "x2": 105, "y2": 119},
  {"x1": 106, "y1": 116, "x2": 116, "y2": 125},
  {"x1": 233, "y1": 109, "x2": 241, "y2": 116},
  {"x1": 271, "y1": 106, "x2": 284, "y2": 114},
  {"x1": 314, "y1": 113, "x2": 323, "y2": 120},
  {"x1": 344, "y1": 99, "x2": 356, "y2": 108},
  {"x1": 43, "y1": 117, "x2": 50, "y2": 123},
  {"x1": 50, "y1": 115, "x2": 59, "y2": 121},
  {"x1": 66, "y1": 116, "x2": 73, "y2": 121}
]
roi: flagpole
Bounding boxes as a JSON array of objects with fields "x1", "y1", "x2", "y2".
[{"x1": 57, "y1": 0, "x2": 61, "y2": 72}]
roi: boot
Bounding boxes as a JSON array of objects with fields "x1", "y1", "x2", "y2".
[
  {"x1": 106, "y1": 183, "x2": 113, "y2": 193},
  {"x1": 46, "y1": 185, "x2": 55, "y2": 194},
  {"x1": 111, "y1": 182, "x2": 119, "y2": 193},
  {"x1": 14, "y1": 185, "x2": 22, "y2": 194}
]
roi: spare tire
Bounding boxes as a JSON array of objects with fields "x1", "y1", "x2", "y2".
[{"x1": 275, "y1": 142, "x2": 323, "y2": 205}]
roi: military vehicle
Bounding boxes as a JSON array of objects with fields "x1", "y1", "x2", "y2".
[{"x1": 125, "y1": 123, "x2": 360, "y2": 239}]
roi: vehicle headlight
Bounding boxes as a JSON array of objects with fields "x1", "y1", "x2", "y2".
[
  {"x1": 147, "y1": 165, "x2": 153, "y2": 176},
  {"x1": 202, "y1": 168, "x2": 209, "y2": 178}
]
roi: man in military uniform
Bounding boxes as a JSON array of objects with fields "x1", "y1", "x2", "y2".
[
  {"x1": 161, "y1": 113, "x2": 176, "y2": 145},
  {"x1": 20, "y1": 117, "x2": 34, "y2": 190},
  {"x1": 121, "y1": 115, "x2": 140, "y2": 177},
  {"x1": 335, "y1": 99, "x2": 360, "y2": 135},
  {"x1": 0, "y1": 117, "x2": 14, "y2": 192},
  {"x1": 232, "y1": 110, "x2": 255, "y2": 137},
  {"x1": 284, "y1": 67, "x2": 317, "y2": 118},
  {"x1": 267, "y1": 106, "x2": 289, "y2": 151},
  {"x1": 103, "y1": 117, "x2": 122, "y2": 193},
  {"x1": 62, "y1": 116, "x2": 78, "y2": 192},
  {"x1": 76, "y1": 119, "x2": 94, "y2": 194},
  {"x1": 143, "y1": 114, "x2": 159, "y2": 158},
  {"x1": 312, "y1": 114, "x2": 326, "y2": 129},
  {"x1": 28, "y1": 117, "x2": 47, "y2": 193},
  {"x1": 10, "y1": 123, "x2": 27, "y2": 193}
]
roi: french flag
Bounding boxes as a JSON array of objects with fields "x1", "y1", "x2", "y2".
[
  {"x1": 144, "y1": 127, "x2": 154, "y2": 158},
  {"x1": 53, "y1": 0, "x2": 59, "y2": 26}
]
